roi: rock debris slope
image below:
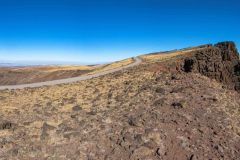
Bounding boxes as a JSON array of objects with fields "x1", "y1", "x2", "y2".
[{"x1": 0, "y1": 41, "x2": 239, "y2": 160}]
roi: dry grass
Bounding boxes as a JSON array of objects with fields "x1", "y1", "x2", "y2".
[
  {"x1": 9, "y1": 65, "x2": 97, "y2": 72},
  {"x1": 2, "y1": 58, "x2": 133, "y2": 74},
  {"x1": 140, "y1": 47, "x2": 207, "y2": 62},
  {"x1": 89, "y1": 58, "x2": 134, "y2": 74}
]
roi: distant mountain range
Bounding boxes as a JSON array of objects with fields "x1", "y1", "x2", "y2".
[
  {"x1": 0, "y1": 63, "x2": 16, "y2": 67},
  {"x1": 0, "y1": 61, "x2": 107, "y2": 67}
]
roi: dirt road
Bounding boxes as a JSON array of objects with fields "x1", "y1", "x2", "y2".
[{"x1": 0, "y1": 57, "x2": 142, "y2": 90}]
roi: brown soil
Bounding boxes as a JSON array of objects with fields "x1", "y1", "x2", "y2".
[{"x1": 0, "y1": 67, "x2": 91, "y2": 85}]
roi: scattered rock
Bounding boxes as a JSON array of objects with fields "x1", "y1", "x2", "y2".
[
  {"x1": 214, "y1": 145, "x2": 224, "y2": 156},
  {"x1": 131, "y1": 146, "x2": 153, "y2": 159},
  {"x1": 70, "y1": 114, "x2": 77, "y2": 118},
  {"x1": 72, "y1": 105, "x2": 82, "y2": 111},
  {"x1": 128, "y1": 116, "x2": 137, "y2": 126},
  {"x1": 40, "y1": 122, "x2": 55, "y2": 140},
  {"x1": 153, "y1": 98, "x2": 165, "y2": 106},
  {"x1": 170, "y1": 87, "x2": 184, "y2": 93},
  {"x1": 171, "y1": 74, "x2": 180, "y2": 80},
  {"x1": 63, "y1": 131, "x2": 80, "y2": 139},
  {"x1": 156, "y1": 148, "x2": 161, "y2": 156},
  {"x1": 0, "y1": 121, "x2": 15, "y2": 130},
  {"x1": 87, "y1": 111, "x2": 96, "y2": 115},
  {"x1": 155, "y1": 87, "x2": 165, "y2": 94},
  {"x1": 171, "y1": 102, "x2": 183, "y2": 109},
  {"x1": 189, "y1": 154, "x2": 195, "y2": 160}
]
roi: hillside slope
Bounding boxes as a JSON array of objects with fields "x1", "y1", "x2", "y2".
[
  {"x1": 0, "y1": 42, "x2": 239, "y2": 159},
  {"x1": 0, "y1": 58, "x2": 133, "y2": 85}
]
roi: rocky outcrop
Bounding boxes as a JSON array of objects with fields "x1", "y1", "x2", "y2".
[{"x1": 181, "y1": 41, "x2": 240, "y2": 91}]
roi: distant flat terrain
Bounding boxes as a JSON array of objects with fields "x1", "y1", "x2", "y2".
[{"x1": 0, "y1": 58, "x2": 133, "y2": 85}]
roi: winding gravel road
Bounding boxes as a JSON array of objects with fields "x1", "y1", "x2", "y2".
[{"x1": 0, "y1": 57, "x2": 142, "y2": 90}]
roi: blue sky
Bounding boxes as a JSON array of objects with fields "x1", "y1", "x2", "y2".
[{"x1": 0, "y1": 0, "x2": 239, "y2": 64}]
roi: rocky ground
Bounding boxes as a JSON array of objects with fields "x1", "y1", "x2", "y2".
[{"x1": 0, "y1": 42, "x2": 239, "y2": 159}]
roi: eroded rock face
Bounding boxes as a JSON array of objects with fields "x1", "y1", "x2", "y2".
[{"x1": 181, "y1": 41, "x2": 240, "y2": 91}]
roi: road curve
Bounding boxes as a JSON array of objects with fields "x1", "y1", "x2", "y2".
[{"x1": 0, "y1": 57, "x2": 142, "y2": 90}]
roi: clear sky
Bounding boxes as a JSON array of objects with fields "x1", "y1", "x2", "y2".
[{"x1": 0, "y1": 0, "x2": 239, "y2": 64}]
